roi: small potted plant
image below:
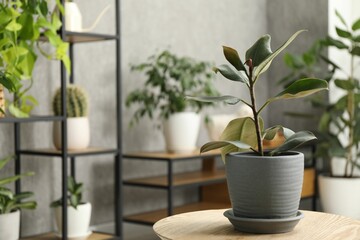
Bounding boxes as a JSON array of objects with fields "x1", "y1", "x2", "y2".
[
  {"x1": 50, "y1": 176, "x2": 91, "y2": 238},
  {"x1": 281, "y1": 11, "x2": 360, "y2": 219},
  {"x1": 0, "y1": 155, "x2": 37, "y2": 240},
  {"x1": 52, "y1": 85, "x2": 90, "y2": 150},
  {"x1": 0, "y1": 0, "x2": 70, "y2": 117},
  {"x1": 126, "y1": 50, "x2": 219, "y2": 153},
  {"x1": 188, "y1": 30, "x2": 328, "y2": 233}
]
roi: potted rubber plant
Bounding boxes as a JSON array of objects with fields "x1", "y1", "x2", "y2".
[
  {"x1": 126, "y1": 50, "x2": 219, "y2": 153},
  {"x1": 50, "y1": 176, "x2": 91, "y2": 238},
  {"x1": 0, "y1": 0, "x2": 70, "y2": 117},
  {"x1": 281, "y1": 11, "x2": 360, "y2": 219},
  {"x1": 188, "y1": 30, "x2": 328, "y2": 233},
  {"x1": 52, "y1": 84, "x2": 90, "y2": 150},
  {"x1": 0, "y1": 155, "x2": 37, "y2": 240}
]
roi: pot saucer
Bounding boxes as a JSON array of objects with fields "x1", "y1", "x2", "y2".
[{"x1": 223, "y1": 209, "x2": 304, "y2": 234}]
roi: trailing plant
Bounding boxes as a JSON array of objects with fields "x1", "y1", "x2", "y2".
[
  {"x1": 50, "y1": 176, "x2": 83, "y2": 209},
  {"x1": 53, "y1": 85, "x2": 88, "y2": 117},
  {"x1": 188, "y1": 30, "x2": 328, "y2": 159},
  {"x1": 0, "y1": 0, "x2": 71, "y2": 117},
  {"x1": 0, "y1": 155, "x2": 37, "y2": 214},
  {"x1": 281, "y1": 11, "x2": 360, "y2": 177},
  {"x1": 125, "y1": 50, "x2": 220, "y2": 127}
]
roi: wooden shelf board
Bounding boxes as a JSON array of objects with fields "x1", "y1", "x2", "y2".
[
  {"x1": 124, "y1": 169, "x2": 226, "y2": 187},
  {"x1": 124, "y1": 201, "x2": 230, "y2": 224},
  {"x1": 123, "y1": 149, "x2": 220, "y2": 161},
  {"x1": 20, "y1": 147, "x2": 118, "y2": 157},
  {"x1": 21, "y1": 232, "x2": 118, "y2": 240}
]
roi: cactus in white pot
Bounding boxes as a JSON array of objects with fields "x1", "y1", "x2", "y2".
[{"x1": 52, "y1": 85, "x2": 90, "y2": 150}]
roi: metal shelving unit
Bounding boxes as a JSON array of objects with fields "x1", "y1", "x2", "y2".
[{"x1": 0, "y1": 1, "x2": 123, "y2": 239}]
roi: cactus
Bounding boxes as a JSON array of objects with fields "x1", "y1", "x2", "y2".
[{"x1": 53, "y1": 85, "x2": 88, "y2": 117}]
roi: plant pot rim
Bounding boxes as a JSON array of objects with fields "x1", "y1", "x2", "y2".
[
  {"x1": 228, "y1": 151, "x2": 303, "y2": 159},
  {"x1": 53, "y1": 202, "x2": 91, "y2": 209},
  {"x1": 319, "y1": 173, "x2": 360, "y2": 180},
  {"x1": 0, "y1": 209, "x2": 20, "y2": 216}
]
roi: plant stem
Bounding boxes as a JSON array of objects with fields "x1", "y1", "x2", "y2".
[{"x1": 248, "y1": 63, "x2": 263, "y2": 155}]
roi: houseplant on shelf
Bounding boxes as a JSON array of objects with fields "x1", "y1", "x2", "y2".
[
  {"x1": 281, "y1": 11, "x2": 360, "y2": 219},
  {"x1": 0, "y1": 0, "x2": 70, "y2": 117},
  {"x1": 50, "y1": 176, "x2": 91, "y2": 238},
  {"x1": 126, "y1": 50, "x2": 219, "y2": 153},
  {"x1": 0, "y1": 155, "x2": 37, "y2": 240},
  {"x1": 188, "y1": 29, "x2": 328, "y2": 233},
  {"x1": 52, "y1": 84, "x2": 90, "y2": 150}
]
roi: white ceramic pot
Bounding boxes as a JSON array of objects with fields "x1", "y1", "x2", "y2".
[
  {"x1": 163, "y1": 112, "x2": 200, "y2": 153},
  {"x1": 205, "y1": 114, "x2": 237, "y2": 141},
  {"x1": 0, "y1": 210, "x2": 20, "y2": 240},
  {"x1": 65, "y1": 2, "x2": 83, "y2": 32},
  {"x1": 319, "y1": 175, "x2": 360, "y2": 219},
  {"x1": 53, "y1": 117, "x2": 90, "y2": 150},
  {"x1": 54, "y1": 202, "x2": 92, "y2": 238}
]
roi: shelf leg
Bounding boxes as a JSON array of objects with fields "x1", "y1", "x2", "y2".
[
  {"x1": 167, "y1": 161, "x2": 174, "y2": 216},
  {"x1": 14, "y1": 123, "x2": 21, "y2": 194}
]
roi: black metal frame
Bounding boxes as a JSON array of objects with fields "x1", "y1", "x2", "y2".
[
  {"x1": 122, "y1": 153, "x2": 223, "y2": 226},
  {"x1": 2, "y1": 0, "x2": 124, "y2": 239}
]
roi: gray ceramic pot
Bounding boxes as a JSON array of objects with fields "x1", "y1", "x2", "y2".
[{"x1": 225, "y1": 151, "x2": 304, "y2": 219}]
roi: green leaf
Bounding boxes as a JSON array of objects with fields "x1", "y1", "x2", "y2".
[
  {"x1": 219, "y1": 117, "x2": 263, "y2": 161},
  {"x1": 336, "y1": 27, "x2": 352, "y2": 38},
  {"x1": 11, "y1": 201, "x2": 37, "y2": 210},
  {"x1": 0, "y1": 187, "x2": 13, "y2": 199},
  {"x1": 9, "y1": 104, "x2": 29, "y2": 118},
  {"x1": 18, "y1": 13, "x2": 34, "y2": 40},
  {"x1": 14, "y1": 192, "x2": 33, "y2": 200},
  {"x1": 352, "y1": 18, "x2": 360, "y2": 31},
  {"x1": 68, "y1": 176, "x2": 75, "y2": 192},
  {"x1": 263, "y1": 125, "x2": 295, "y2": 141},
  {"x1": 245, "y1": 34, "x2": 272, "y2": 68},
  {"x1": 0, "y1": 172, "x2": 34, "y2": 186},
  {"x1": 0, "y1": 155, "x2": 13, "y2": 170},
  {"x1": 200, "y1": 140, "x2": 250, "y2": 153},
  {"x1": 214, "y1": 64, "x2": 249, "y2": 84},
  {"x1": 70, "y1": 195, "x2": 79, "y2": 209},
  {"x1": 270, "y1": 131, "x2": 317, "y2": 155},
  {"x1": 271, "y1": 78, "x2": 328, "y2": 102},
  {"x1": 254, "y1": 30, "x2": 307, "y2": 79},
  {"x1": 335, "y1": 10, "x2": 348, "y2": 28},
  {"x1": 186, "y1": 95, "x2": 241, "y2": 105},
  {"x1": 222, "y1": 46, "x2": 246, "y2": 71},
  {"x1": 351, "y1": 46, "x2": 360, "y2": 56},
  {"x1": 334, "y1": 79, "x2": 355, "y2": 90},
  {"x1": 5, "y1": 20, "x2": 22, "y2": 32},
  {"x1": 322, "y1": 37, "x2": 348, "y2": 49}
]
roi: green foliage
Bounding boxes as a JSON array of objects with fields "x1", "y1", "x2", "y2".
[
  {"x1": 188, "y1": 30, "x2": 328, "y2": 158},
  {"x1": 125, "y1": 50, "x2": 220, "y2": 126},
  {"x1": 50, "y1": 176, "x2": 83, "y2": 209},
  {"x1": 53, "y1": 85, "x2": 88, "y2": 117},
  {"x1": 0, "y1": 155, "x2": 37, "y2": 214},
  {"x1": 281, "y1": 12, "x2": 360, "y2": 177},
  {"x1": 0, "y1": 0, "x2": 71, "y2": 118}
]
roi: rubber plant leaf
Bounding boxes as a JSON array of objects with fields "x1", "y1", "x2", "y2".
[
  {"x1": 186, "y1": 95, "x2": 241, "y2": 105},
  {"x1": 263, "y1": 125, "x2": 295, "y2": 141},
  {"x1": 253, "y1": 30, "x2": 307, "y2": 80},
  {"x1": 245, "y1": 34, "x2": 273, "y2": 67},
  {"x1": 270, "y1": 131, "x2": 316, "y2": 155},
  {"x1": 220, "y1": 117, "x2": 263, "y2": 161},
  {"x1": 214, "y1": 64, "x2": 249, "y2": 84},
  {"x1": 200, "y1": 140, "x2": 251, "y2": 155},
  {"x1": 223, "y1": 46, "x2": 246, "y2": 71},
  {"x1": 270, "y1": 78, "x2": 328, "y2": 102}
]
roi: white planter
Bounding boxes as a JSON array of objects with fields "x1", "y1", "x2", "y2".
[
  {"x1": 53, "y1": 117, "x2": 90, "y2": 150},
  {"x1": 205, "y1": 114, "x2": 237, "y2": 141},
  {"x1": 163, "y1": 112, "x2": 200, "y2": 153},
  {"x1": 54, "y1": 202, "x2": 92, "y2": 238},
  {"x1": 65, "y1": 2, "x2": 83, "y2": 32},
  {"x1": 0, "y1": 210, "x2": 20, "y2": 240},
  {"x1": 319, "y1": 175, "x2": 360, "y2": 219}
]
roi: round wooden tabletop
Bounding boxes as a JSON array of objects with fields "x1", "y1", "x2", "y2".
[{"x1": 153, "y1": 209, "x2": 360, "y2": 240}]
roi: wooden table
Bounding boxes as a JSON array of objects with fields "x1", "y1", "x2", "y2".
[{"x1": 153, "y1": 209, "x2": 360, "y2": 240}]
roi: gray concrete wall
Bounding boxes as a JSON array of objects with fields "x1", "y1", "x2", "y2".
[{"x1": 267, "y1": 0, "x2": 328, "y2": 131}]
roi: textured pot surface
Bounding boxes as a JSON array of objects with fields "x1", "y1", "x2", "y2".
[
  {"x1": 53, "y1": 117, "x2": 90, "y2": 150},
  {"x1": 54, "y1": 202, "x2": 92, "y2": 237},
  {"x1": 163, "y1": 112, "x2": 200, "y2": 153},
  {"x1": 225, "y1": 151, "x2": 304, "y2": 218},
  {"x1": 319, "y1": 175, "x2": 360, "y2": 219},
  {"x1": 0, "y1": 210, "x2": 20, "y2": 240}
]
